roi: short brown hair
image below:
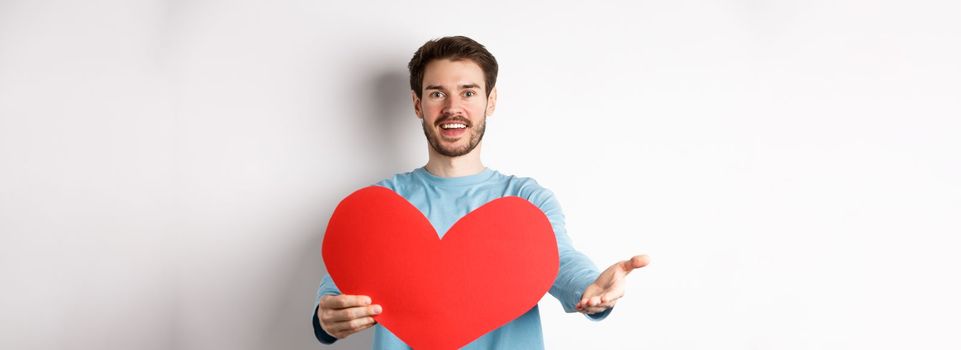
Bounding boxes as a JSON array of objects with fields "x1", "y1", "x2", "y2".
[{"x1": 408, "y1": 36, "x2": 498, "y2": 99}]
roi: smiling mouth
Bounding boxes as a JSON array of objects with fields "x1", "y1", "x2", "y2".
[
  {"x1": 438, "y1": 120, "x2": 469, "y2": 138},
  {"x1": 438, "y1": 122, "x2": 467, "y2": 138}
]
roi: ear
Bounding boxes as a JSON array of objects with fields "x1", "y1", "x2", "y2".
[
  {"x1": 486, "y1": 87, "x2": 497, "y2": 117},
  {"x1": 411, "y1": 90, "x2": 423, "y2": 119}
]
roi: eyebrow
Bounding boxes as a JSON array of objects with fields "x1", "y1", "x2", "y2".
[{"x1": 425, "y1": 83, "x2": 481, "y2": 91}]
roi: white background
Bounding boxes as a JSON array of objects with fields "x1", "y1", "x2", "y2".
[{"x1": 1, "y1": 0, "x2": 959, "y2": 349}]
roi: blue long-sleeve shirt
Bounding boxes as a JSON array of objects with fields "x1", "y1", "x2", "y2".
[{"x1": 312, "y1": 166, "x2": 612, "y2": 349}]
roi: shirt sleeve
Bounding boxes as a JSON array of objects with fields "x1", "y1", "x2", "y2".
[
  {"x1": 527, "y1": 185, "x2": 614, "y2": 321},
  {"x1": 312, "y1": 275, "x2": 342, "y2": 344}
]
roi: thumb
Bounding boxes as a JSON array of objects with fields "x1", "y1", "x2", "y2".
[{"x1": 620, "y1": 254, "x2": 650, "y2": 272}]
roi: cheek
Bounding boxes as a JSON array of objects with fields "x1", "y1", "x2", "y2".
[
  {"x1": 421, "y1": 105, "x2": 440, "y2": 120},
  {"x1": 467, "y1": 101, "x2": 488, "y2": 114},
  {"x1": 423, "y1": 102, "x2": 444, "y2": 114}
]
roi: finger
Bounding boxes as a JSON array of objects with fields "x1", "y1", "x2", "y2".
[
  {"x1": 583, "y1": 297, "x2": 619, "y2": 313},
  {"x1": 345, "y1": 318, "x2": 376, "y2": 336},
  {"x1": 588, "y1": 295, "x2": 602, "y2": 307},
  {"x1": 600, "y1": 288, "x2": 624, "y2": 304},
  {"x1": 346, "y1": 316, "x2": 377, "y2": 331},
  {"x1": 582, "y1": 304, "x2": 611, "y2": 314},
  {"x1": 577, "y1": 293, "x2": 605, "y2": 309},
  {"x1": 328, "y1": 304, "x2": 383, "y2": 322},
  {"x1": 321, "y1": 294, "x2": 372, "y2": 309},
  {"x1": 354, "y1": 320, "x2": 376, "y2": 333},
  {"x1": 579, "y1": 299, "x2": 614, "y2": 314},
  {"x1": 329, "y1": 316, "x2": 376, "y2": 334},
  {"x1": 577, "y1": 284, "x2": 602, "y2": 308}
]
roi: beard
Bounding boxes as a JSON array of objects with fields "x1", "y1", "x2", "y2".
[{"x1": 421, "y1": 112, "x2": 487, "y2": 158}]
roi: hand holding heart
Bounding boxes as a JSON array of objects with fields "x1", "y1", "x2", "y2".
[
  {"x1": 317, "y1": 294, "x2": 382, "y2": 339},
  {"x1": 576, "y1": 255, "x2": 650, "y2": 314}
]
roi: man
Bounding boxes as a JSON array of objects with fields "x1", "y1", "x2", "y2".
[{"x1": 312, "y1": 35, "x2": 649, "y2": 349}]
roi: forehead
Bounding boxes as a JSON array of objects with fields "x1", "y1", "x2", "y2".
[{"x1": 422, "y1": 59, "x2": 486, "y2": 90}]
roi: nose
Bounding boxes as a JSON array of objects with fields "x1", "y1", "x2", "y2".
[{"x1": 442, "y1": 93, "x2": 466, "y2": 116}]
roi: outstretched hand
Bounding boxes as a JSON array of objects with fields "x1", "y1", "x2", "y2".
[{"x1": 576, "y1": 254, "x2": 650, "y2": 315}]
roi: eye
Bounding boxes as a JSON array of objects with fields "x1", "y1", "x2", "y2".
[
  {"x1": 465, "y1": 90, "x2": 476, "y2": 97},
  {"x1": 430, "y1": 91, "x2": 445, "y2": 98}
]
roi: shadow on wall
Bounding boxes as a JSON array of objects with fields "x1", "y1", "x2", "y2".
[
  {"x1": 368, "y1": 70, "x2": 419, "y2": 173},
  {"x1": 260, "y1": 66, "x2": 413, "y2": 350}
]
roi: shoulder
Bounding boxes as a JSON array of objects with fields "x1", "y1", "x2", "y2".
[
  {"x1": 499, "y1": 172, "x2": 562, "y2": 210},
  {"x1": 372, "y1": 169, "x2": 418, "y2": 192}
]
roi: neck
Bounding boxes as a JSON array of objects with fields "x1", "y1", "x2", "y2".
[{"x1": 424, "y1": 142, "x2": 485, "y2": 177}]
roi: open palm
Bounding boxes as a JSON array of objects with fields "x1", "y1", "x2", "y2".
[{"x1": 576, "y1": 255, "x2": 650, "y2": 314}]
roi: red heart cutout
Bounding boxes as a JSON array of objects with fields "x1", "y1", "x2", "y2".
[{"x1": 322, "y1": 186, "x2": 559, "y2": 349}]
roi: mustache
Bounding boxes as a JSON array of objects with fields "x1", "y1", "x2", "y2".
[{"x1": 436, "y1": 116, "x2": 471, "y2": 127}]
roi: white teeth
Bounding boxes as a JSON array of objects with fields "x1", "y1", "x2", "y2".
[{"x1": 441, "y1": 123, "x2": 467, "y2": 129}]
